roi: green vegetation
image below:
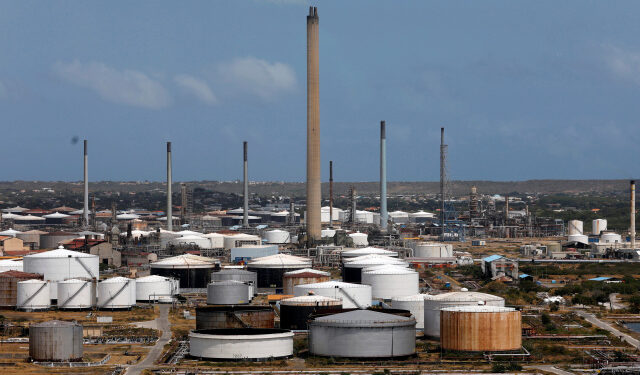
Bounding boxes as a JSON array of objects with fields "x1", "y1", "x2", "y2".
[{"x1": 491, "y1": 362, "x2": 523, "y2": 373}]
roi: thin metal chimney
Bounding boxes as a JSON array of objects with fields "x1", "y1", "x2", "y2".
[
  {"x1": 166, "y1": 142, "x2": 173, "y2": 231},
  {"x1": 83, "y1": 140, "x2": 89, "y2": 228},
  {"x1": 306, "y1": 6, "x2": 321, "y2": 241},
  {"x1": 243, "y1": 141, "x2": 249, "y2": 228},
  {"x1": 440, "y1": 127, "x2": 445, "y2": 238},
  {"x1": 632, "y1": 180, "x2": 636, "y2": 249},
  {"x1": 329, "y1": 160, "x2": 333, "y2": 228},
  {"x1": 380, "y1": 121, "x2": 387, "y2": 231}
]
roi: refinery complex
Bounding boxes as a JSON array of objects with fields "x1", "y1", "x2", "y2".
[{"x1": 2, "y1": 5, "x2": 640, "y2": 375}]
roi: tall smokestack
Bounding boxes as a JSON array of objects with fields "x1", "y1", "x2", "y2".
[
  {"x1": 83, "y1": 140, "x2": 89, "y2": 228},
  {"x1": 380, "y1": 121, "x2": 388, "y2": 231},
  {"x1": 329, "y1": 160, "x2": 333, "y2": 228},
  {"x1": 306, "y1": 6, "x2": 321, "y2": 241},
  {"x1": 243, "y1": 141, "x2": 249, "y2": 228},
  {"x1": 632, "y1": 180, "x2": 636, "y2": 249},
  {"x1": 166, "y1": 142, "x2": 173, "y2": 231},
  {"x1": 440, "y1": 127, "x2": 445, "y2": 238}
]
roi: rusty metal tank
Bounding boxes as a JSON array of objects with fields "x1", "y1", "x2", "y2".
[
  {"x1": 440, "y1": 306, "x2": 521, "y2": 352},
  {"x1": 29, "y1": 320, "x2": 83, "y2": 362},
  {"x1": 195, "y1": 305, "x2": 274, "y2": 329},
  {"x1": 282, "y1": 268, "x2": 330, "y2": 295}
]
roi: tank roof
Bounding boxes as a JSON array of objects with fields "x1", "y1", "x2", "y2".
[
  {"x1": 425, "y1": 291, "x2": 504, "y2": 302},
  {"x1": 136, "y1": 275, "x2": 171, "y2": 282},
  {"x1": 296, "y1": 280, "x2": 370, "y2": 289},
  {"x1": 391, "y1": 294, "x2": 429, "y2": 302},
  {"x1": 18, "y1": 279, "x2": 47, "y2": 284},
  {"x1": 31, "y1": 320, "x2": 80, "y2": 328},
  {"x1": 280, "y1": 295, "x2": 341, "y2": 305},
  {"x1": 215, "y1": 269, "x2": 255, "y2": 275},
  {"x1": 25, "y1": 246, "x2": 97, "y2": 259},
  {"x1": 441, "y1": 306, "x2": 516, "y2": 313},
  {"x1": 284, "y1": 268, "x2": 330, "y2": 277},
  {"x1": 344, "y1": 254, "x2": 407, "y2": 266},
  {"x1": 209, "y1": 280, "x2": 248, "y2": 286},
  {"x1": 341, "y1": 247, "x2": 397, "y2": 256},
  {"x1": 247, "y1": 254, "x2": 312, "y2": 268},
  {"x1": 100, "y1": 276, "x2": 132, "y2": 283},
  {"x1": 151, "y1": 254, "x2": 219, "y2": 269},
  {"x1": 363, "y1": 266, "x2": 416, "y2": 275},
  {"x1": 312, "y1": 309, "x2": 415, "y2": 328}
]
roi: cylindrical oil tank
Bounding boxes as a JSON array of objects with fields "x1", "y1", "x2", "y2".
[
  {"x1": 423, "y1": 291, "x2": 505, "y2": 338},
  {"x1": 280, "y1": 295, "x2": 341, "y2": 330},
  {"x1": 136, "y1": 275, "x2": 173, "y2": 301},
  {"x1": 0, "y1": 271, "x2": 43, "y2": 308},
  {"x1": 196, "y1": 305, "x2": 275, "y2": 329},
  {"x1": 392, "y1": 294, "x2": 428, "y2": 330},
  {"x1": 29, "y1": 320, "x2": 83, "y2": 362},
  {"x1": 97, "y1": 277, "x2": 134, "y2": 309},
  {"x1": 309, "y1": 310, "x2": 416, "y2": 358},
  {"x1": 57, "y1": 279, "x2": 94, "y2": 309},
  {"x1": 264, "y1": 229, "x2": 291, "y2": 244},
  {"x1": 17, "y1": 279, "x2": 50, "y2": 310},
  {"x1": 39, "y1": 232, "x2": 77, "y2": 249},
  {"x1": 23, "y1": 246, "x2": 99, "y2": 299},
  {"x1": 171, "y1": 235, "x2": 211, "y2": 249},
  {"x1": 211, "y1": 269, "x2": 257, "y2": 297},
  {"x1": 282, "y1": 268, "x2": 330, "y2": 295},
  {"x1": 348, "y1": 232, "x2": 368, "y2": 246},
  {"x1": 341, "y1": 247, "x2": 398, "y2": 258},
  {"x1": 362, "y1": 266, "x2": 419, "y2": 300},
  {"x1": 592, "y1": 219, "x2": 608, "y2": 236},
  {"x1": 601, "y1": 231, "x2": 622, "y2": 244},
  {"x1": 150, "y1": 254, "x2": 219, "y2": 289},
  {"x1": 0, "y1": 259, "x2": 23, "y2": 273},
  {"x1": 568, "y1": 220, "x2": 583, "y2": 235},
  {"x1": 189, "y1": 328, "x2": 293, "y2": 360},
  {"x1": 440, "y1": 306, "x2": 521, "y2": 352},
  {"x1": 294, "y1": 281, "x2": 372, "y2": 309},
  {"x1": 343, "y1": 255, "x2": 408, "y2": 283},
  {"x1": 247, "y1": 254, "x2": 312, "y2": 288},
  {"x1": 203, "y1": 233, "x2": 224, "y2": 249},
  {"x1": 207, "y1": 281, "x2": 251, "y2": 305},
  {"x1": 412, "y1": 242, "x2": 453, "y2": 258},
  {"x1": 567, "y1": 234, "x2": 589, "y2": 244}
]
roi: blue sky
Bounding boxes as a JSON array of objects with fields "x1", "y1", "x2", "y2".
[{"x1": 1, "y1": 1, "x2": 639, "y2": 182}]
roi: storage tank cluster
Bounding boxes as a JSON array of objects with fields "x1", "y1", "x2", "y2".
[
  {"x1": 343, "y1": 254, "x2": 408, "y2": 283},
  {"x1": 247, "y1": 254, "x2": 312, "y2": 288},
  {"x1": 280, "y1": 294, "x2": 342, "y2": 330},
  {"x1": 294, "y1": 281, "x2": 372, "y2": 309},
  {"x1": 440, "y1": 306, "x2": 521, "y2": 352},
  {"x1": 423, "y1": 290, "x2": 505, "y2": 338},
  {"x1": 361, "y1": 265, "x2": 419, "y2": 300},
  {"x1": 282, "y1": 268, "x2": 330, "y2": 295},
  {"x1": 29, "y1": 320, "x2": 83, "y2": 362},
  {"x1": 308, "y1": 310, "x2": 416, "y2": 358}
]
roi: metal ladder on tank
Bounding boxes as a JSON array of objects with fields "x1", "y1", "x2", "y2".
[
  {"x1": 337, "y1": 286, "x2": 364, "y2": 309},
  {"x1": 59, "y1": 282, "x2": 90, "y2": 309},
  {"x1": 20, "y1": 282, "x2": 48, "y2": 308},
  {"x1": 97, "y1": 280, "x2": 130, "y2": 309},
  {"x1": 226, "y1": 311, "x2": 251, "y2": 328}
]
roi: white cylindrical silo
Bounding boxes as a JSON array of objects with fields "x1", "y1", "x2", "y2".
[
  {"x1": 423, "y1": 291, "x2": 505, "y2": 339},
  {"x1": 343, "y1": 254, "x2": 408, "y2": 283},
  {"x1": 592, "y1": 219, "x2": 607, "y2": 236},
  {"x1": 57, "y1": 279, "x2": 94, "y2": 309},
  {"x1": 98, "y1": 277, "x2": 134, "y2": 309},
  {"x1": 207, "y1": 280, "x2": 251, "y2": 305},
  {"x1": 294, "y1": 281, "x2": 372, "y2": 309},
  {"x1": 600, "y1": 231, "x2": 622, "y2": 244},
  {"x1": 568, "y1": 234, "x2": 589, "y2": 244},
  {"x1": 412, "y1": 242, "x2": 453, "y2": 258},
  {"x1": 264, "y1": 230, "x2": 291, "y2": 244},
  {"x1": 568, "y1": 220, "x2": 583, "y2": 235},
  {"x1": 348, "y1": 232, "x2": 368, "y2": 246},
  {"x1": 136, "y1": 275, "x2": 173, "y2": 301},
  {"x1": 392, "y1": 294, "x2": 428, "y2": 330},
  {"x1": 17, "y1": 279, "x2": 50, "y2": 310},
  {"x1": 203, "y1": 233, "x2": 224, "y2": 248},
  {"x1": 361, "y1": 266, "x2": 419, "y2": 300},
  {"x1": 0, "y1": 259, "x2": 23, "y2": 273}
]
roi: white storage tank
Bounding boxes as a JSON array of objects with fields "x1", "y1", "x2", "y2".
[
  {"x1": 57, "y1": 279, "x2": 95, "y2": 309},
  {"x1": 423, "y1": 290, "x2": 505, "y2": 338},
  {"x1": 17, "y1": 279, "x2": 50, "y2": 310},
  {"x1": 207, "y1": 280, "x2": 252, "y2": 305},
  {"x1": 600, "y1": 231, "x2": 622, "y2": 244},
  {"x1": 321, "y1": 229, "x2": 336, "y2": 238},
  {"x1": 392, "y1": 294, "x2": 428, "y2": 330},
  {"x1": 362, "y1": 266, "x2": 419, "y2": 300},
  {"x1": 23, "y1": 246, "x2": 99, "y2": 299},
  {"x1": 189, "y1": 328, "x2": 293, "y2": 360},
  {"x1": 309, "y1": 310, "x2": 416, "y2": 358},
  {"x1": 568, "y1": 234, "x2": 589, "y2": 245},
  {"x1": 341, "y1": 247, "x2": 398, "y2": 258},
  {"x1": 294, "y1": 281, "x2": 372, "y2": 309},
  {"x1": 343, "y1": 254, "x2": 408, "y2": 283},
  {"x1": 592, "y1": 219, "x2": 608, "y2": 236},
  {"x1": 568, "y1": 220, "x2": 583, "y2": 235},
  {"x1": 348, "y1": 232, "x2": 368, "y2": 246},
  {"x1": 412, "y1": 242, "x2": 453, "y2": 258},
  {"x1": 223, "y1": 233, "x2": 261, "y2": 250},
  {"x1": 203, "y1": 233, "x2": 224, "y2": 249},
  {"x1": 172, "y1": 235, "x2": 211, "y2": 249},
  {"x1": 150, "y1": 254, "x2": 219, "y2": 289},
  {"x1": 97, "y1": 277, "x2": 134, "y2": 309},
  {"x1": 0, "y1": 259, "x2": 23, "y2": 273},
  {"x1": 247, "y1": 254, "x2": 312, "y2": 288},
  {"x1": 264, "y1": 229, "x2": 291, "y2": 244},
  {"x1": 136, "y1": 275, "x2": 174, "y2": 301}
]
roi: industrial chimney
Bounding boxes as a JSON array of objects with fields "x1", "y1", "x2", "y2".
[
  {"x1": 380, "y1": 121, "x2": 388, "y2": 231},
  {"x1": 632, "y1": 180, "x2": 636, "y2": 249},
  {"x1": 83, "y1": 140, "x2": 89, "y2": 228},
  {"x1": 166, "y1": 142, "x2": 173, "y2": 232},
  {"x1": 243, "y1": 141, "x2": 249, "y2": 228},
  {"x1": 440, "y1": 127, "x2": 446, "y2": 238},
  {"x1": 329, "y1": 160, "x2": 333, "y2": 228},
  {"x1": 306, "y1": 6, "x2": 321, "y2": 241}
]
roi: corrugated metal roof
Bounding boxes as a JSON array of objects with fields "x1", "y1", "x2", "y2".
[{"x1": 482, "y1": 255, "x2": 504, "y2": 262}]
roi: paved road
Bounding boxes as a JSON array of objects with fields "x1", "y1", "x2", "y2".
[
  {"x1": 575, "y1": 310, "x2": 640, "y2": 349},
  {"x1": 526, "y1": 365, "x2": 575, "y2": 375},
  {"x1": 125, "y1": 304, "x2": 171, "y2": 375}
]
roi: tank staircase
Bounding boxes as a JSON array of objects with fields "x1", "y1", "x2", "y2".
[
  {"x1": 20, "y1": 282, "x2": 48, "y2": 308},
  {"x1": 338, "y1": 286, "x2": 364, "y2": 309},
  {"x1": 97, "y1": 281, "x2": 130, "y2": 309},
  {"x1": 59, "y1": 282, "x2": 90, "y2": 308},
  {"x1": 75, "y1": 257, "x2": 97, "y2": 278},
  {"x1": 227, "y1": 312, "x2": 250, "y2": 328}
]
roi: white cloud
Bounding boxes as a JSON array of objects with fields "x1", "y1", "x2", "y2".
[
  {"x1": 174, "y1": 74, "x2": 217, "y2": 105},
  {"x1": 53, "y1": 60, "x2": 170, "y2": 109},
  {"x1": 604, "y1": 45, "x2": 640, "y2": 86},
  {"x1": 217, "y1": 57, "x2": 296, "y2": 100}
]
